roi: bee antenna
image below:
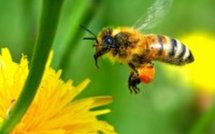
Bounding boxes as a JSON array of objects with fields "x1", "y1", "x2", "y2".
[
  {"x1": 80, "y1": 25, "x2": 97, "y2": 37},
  {"x1": 80, "y1": 25, "x2": 99, "y2": 43},
  {"x1": 83, "y1": 37, "x2": 97, "y2": 40}
]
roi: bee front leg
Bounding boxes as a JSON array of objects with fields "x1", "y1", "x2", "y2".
[
  {"x1": 128, "y1": 71, "x2": 141, "y2": 94},
  {"x1": 94, "y1": 47, "x2": 109, "y2": 69}
]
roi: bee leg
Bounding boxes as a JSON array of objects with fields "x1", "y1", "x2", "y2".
[
  {"x1": 94, "y1": 48, "x2": 110, "y2": 69},
  {"x1": 93, "y1": 54, "x2": 100, "y2": 69},
  {"x1": 128, "y1": 62, "x2": 138, "y2": 73},
  {"x1": 128, "y1": 72, "x2": 141, "y2": 94}
]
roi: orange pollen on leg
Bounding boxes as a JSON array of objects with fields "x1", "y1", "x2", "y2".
[{"x1": 138, "y1": 65, "x2": 155, "y2": 84}]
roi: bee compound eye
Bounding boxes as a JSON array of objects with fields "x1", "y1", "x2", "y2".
[{"x1": 104, "y1": 36, "x2": 113, "y2": 46}]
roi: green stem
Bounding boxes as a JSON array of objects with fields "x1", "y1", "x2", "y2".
[
  {"x1": 0, "y1": 0, "x2": 64, "y2": 133},
  {"x1": 189, "y1": 103, "x2": 215, "y2": 134}
]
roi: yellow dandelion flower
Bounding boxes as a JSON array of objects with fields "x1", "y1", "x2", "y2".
[
  {"x1": 0, "y1": 48, "x2": 116, "y2": 134},
  {"x1": 163, "y1": 32, "x2": 215, "y2": 92}
]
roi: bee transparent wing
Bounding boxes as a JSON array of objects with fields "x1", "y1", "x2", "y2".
[{"x1": 133, "y1": 0, "x2": 173, "y2": 31}]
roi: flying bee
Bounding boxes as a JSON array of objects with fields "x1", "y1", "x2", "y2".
[{"x1": 81, "y1": 0, "x2": 194, "y2": 94}]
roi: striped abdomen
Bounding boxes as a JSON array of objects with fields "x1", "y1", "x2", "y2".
[{"x1": 145, "y1": 35, "x2": 194, "y2": 65}]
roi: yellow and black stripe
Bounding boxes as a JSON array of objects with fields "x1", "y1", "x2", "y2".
[{"x1": 146, "y1": 35, "x2": 194, "y2": 65}]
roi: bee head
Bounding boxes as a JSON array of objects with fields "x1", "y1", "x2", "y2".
[
  {"x1": 94, "y1": 28, "x2": 117, "y2": 68},
  {"x1": 98, "y1": 28, "x2": 115, "y2": 48},
  {"x1": 81, "y1": 25, "x2": 115, "y2": 68}
]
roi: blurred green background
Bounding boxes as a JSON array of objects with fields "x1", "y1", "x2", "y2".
[{"x1": 0, "y1": 0, "x2": 215, "y2": 133}]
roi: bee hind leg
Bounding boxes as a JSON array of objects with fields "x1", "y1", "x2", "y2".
[{"x1": 128, "y1": 72, "x2": 141, "y2": 94}]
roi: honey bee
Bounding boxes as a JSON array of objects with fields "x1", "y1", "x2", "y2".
[{"x1": 81, "y1": 0, "x2": 194, "y2": 94}]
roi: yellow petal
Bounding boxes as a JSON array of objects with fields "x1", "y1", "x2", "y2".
[{"x1": 0, "y1": 48, "x2": 116, "y2": 134}]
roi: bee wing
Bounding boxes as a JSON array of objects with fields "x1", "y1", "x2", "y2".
[{"x1": 133, "y1": 0, "x2": 173, "y2": 31}]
